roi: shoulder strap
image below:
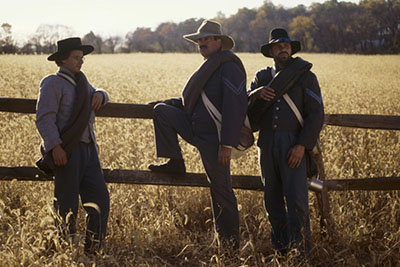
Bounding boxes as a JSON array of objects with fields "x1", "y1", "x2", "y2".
[
  {"x1": 201, "y1": 91, "x2": 222, "y2": 140},
  {"x1": 283, "y1": 93, "x2": 304, "y2": 127},
  {"x1": 262, "y1": 67, "x2": 278, "y2": 91},
  {"x1": 248, "y1": 67, "x2": 279, "y2": 106},
  {"x1": 56, "y1": 71, "x2": 77, "y2": 86},
  {"x1": 201, "y1": 91, "x2": 251, "y2": 141},
  {"x1": 284, "y1": 92, "x2": 320, "y2": 154}
]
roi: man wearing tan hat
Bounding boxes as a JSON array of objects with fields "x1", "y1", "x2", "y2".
[
  {"x1": 36, "y1": 37, "x2": 110, "y2": 254},
  {"x1": 148, "y1": 20, "x2": 248, "y2": 249}
]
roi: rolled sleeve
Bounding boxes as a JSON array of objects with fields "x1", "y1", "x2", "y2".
[{"x1": 91, "y1": 85, "x2": 109, "y2": 106}]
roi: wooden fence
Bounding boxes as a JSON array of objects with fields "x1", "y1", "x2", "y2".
[{"x1": 1, "y1": 97, "x2": 400, "y2": 232}]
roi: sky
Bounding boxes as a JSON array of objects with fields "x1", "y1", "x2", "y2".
[{"x1": 1, "y1": 0, "x2": 359, "y2": 43}]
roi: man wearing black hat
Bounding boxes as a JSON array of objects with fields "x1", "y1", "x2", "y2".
[
  {"x1": 36, "y1": 37, "x2": 110, "y2": 254},
  {"x1": 148, "y1": 20, "x2": 248, "y2": 249},
  {"x1": 247, "y1": 28, "x2": 324, "y2": 256}
]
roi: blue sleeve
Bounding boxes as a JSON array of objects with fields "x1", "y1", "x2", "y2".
[
  {"x1": 83, "y1": 74, "x2": 109, "y2": 106},
  {"x1": 171, "y1": 97, "x2": 183, "y2": 109},
  {"x1": 247, "y1": 68, "x2": 271, "y2": 98},
  {"x1": 220, "y1": 62, "x2": 248, "y2": 147},
  {"x1": 35, "y1": 76, "x2": 63, "y2": 152},
  {"x1": 297, "y1": 72, "x2": 324, "y2": 149}
]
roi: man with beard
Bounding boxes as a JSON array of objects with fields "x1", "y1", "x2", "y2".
[
  {"x1": 247, "y1": 28, "x2": 324, "y2": 257},
  {"x1": 148, "y1": 20, "x2": 247, "y2": 249}
]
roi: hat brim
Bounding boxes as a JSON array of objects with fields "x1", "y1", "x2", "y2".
[
  {"x1": 183, "y1": 32, "x2": 234, "y2": 50},
  {"x1": 47, "y1": 45, "x2": 94, "y2": 61},
  {"x1": 261, "y1": 40, "x2": 301, "y2": 58}
]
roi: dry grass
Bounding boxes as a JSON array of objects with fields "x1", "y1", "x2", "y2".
[{"x1": 0, "y1": 53, "x2": 399, "y2": 266}]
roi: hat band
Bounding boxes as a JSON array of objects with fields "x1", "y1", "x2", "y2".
[{"x1": 274, "y1": 37, "x2": 291, "y2": 43}]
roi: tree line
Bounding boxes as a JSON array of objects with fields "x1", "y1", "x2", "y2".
[{"x1": 1, "y1": 0, "x2": 399, "y2": 55}]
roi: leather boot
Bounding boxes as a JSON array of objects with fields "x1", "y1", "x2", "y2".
[{"x1": 148, "y1": 158, "x2": 186, "y2": 174}]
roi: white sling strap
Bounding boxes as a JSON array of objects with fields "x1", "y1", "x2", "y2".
[
  {"x1": 248, "y1": 67, "x2": 279, "y2": 106},
  {"x1": 57, "y1": 71, "x2": 77, "y2": 86},
  {"x1": 201, "y1": 91, "x2": 250, "y2": 140},
  {"x1": 279, "y1": 69, "x2": 320, "y2": 155},
  {"x1": 270, "y1": 67, "x2": 304, "y2": 127},
  {"x1": 283, "y1": 93, "x2": 304, "y2": 127}
]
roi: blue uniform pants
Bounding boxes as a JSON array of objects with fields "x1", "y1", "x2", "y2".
[
  {"x1": 153, "y1": 103, "x2": 240, "y2": 247},
  {"x1": 54, "y1": 142, "x2": 110, "y2": 250},
  {"x1": 259, "y1": 131, "x2": 311, "y2": 255}
]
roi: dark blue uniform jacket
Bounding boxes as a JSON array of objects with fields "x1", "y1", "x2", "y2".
[
  {"x1": 248, "y1": 65, "x2": 324, "y2": 150},
  {"x1": 172, "y1": 60, "x2": 247, "y2": 147}
]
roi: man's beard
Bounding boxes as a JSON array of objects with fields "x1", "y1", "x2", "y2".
[{"x1": 275, "y1": 52, "x2": 291, "y2": 66}]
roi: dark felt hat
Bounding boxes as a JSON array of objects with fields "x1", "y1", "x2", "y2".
[
  {"x1": 260, "y1": 28, "x2": 301, "y2": 58},
  {"x1": 47, "y1": 37, "x2": 94, "y2": 61}
]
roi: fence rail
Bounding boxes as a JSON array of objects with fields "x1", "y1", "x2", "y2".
[
  {"x1": 1, "y1": 97, "x2": 400, "y2": 130},
  {"x1": 1, "y1": 97, "x2": 400, "y2": 232},
  {"x1": 1, "y1": 166, "x2": 399, "y2": 192}
]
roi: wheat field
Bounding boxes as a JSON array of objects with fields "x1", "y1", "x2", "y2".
[{"x1": 0, "y1": 53, "x2": 399, "y2": 266}]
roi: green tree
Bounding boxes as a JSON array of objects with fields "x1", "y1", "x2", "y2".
[
  {"x1": 223, "y1": 7, "x2": 257, "y2": 51},
  {"x1": 289, "y1": 16, "x2": 318, "y2": 52},
  {"x1": 82, "y1": 31, "x2": 103, "y2": 53},
  {"x1": 155, "y1": 22, "x2": 179, "y2": 52},
  {"x1": 310, "y1": 0, "x2": 361, "y2": 52},
  {"x1": 361, "y1": 0, "x2": 400, "y2": 52},
  {"x1": 0, "y1": 23, "x2": 17, "y2": 54},
  {"x1": 126, "y1": 27, "x2": 161, "y2": 52}
]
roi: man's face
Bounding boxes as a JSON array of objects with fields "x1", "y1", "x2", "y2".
[
  {"x1": 270, "y1": 42, "x2": 292, "y2": 64},
  {"x1": 197, "y1": 36, "x2": 222, "y2": 59},
  {"x1": 61, "y1": 50, "x2": 84, "y2": 75}
]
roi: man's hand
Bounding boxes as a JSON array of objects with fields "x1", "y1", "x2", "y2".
[
  {"x1": 218, "y1": 145, "x2": 232, "y2": 166},
  {"x1": 287, "y1": 144, "x2": 305, "y2": 168},
  {"x1": 52, "y1": 144, "x2": 67, "y2": 166},
  {"x1": 92, "y1": 92, "x2": 104, "y2": 111},
  {"x1": 254, "y1": 86, "x2": 276, "y2": 101},
  {"x1": 148, "y1": 99, "x2": 173, "y2": 106}
]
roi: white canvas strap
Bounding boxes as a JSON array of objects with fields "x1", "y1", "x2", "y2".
[
  {"x1": 201, "y1": 91, "x2": 250, "y2": 141},
  {"x1": 273, "y1": 69, "x2": 320, "y2": 155},
  {"x1": 271, "y1": 67, "x2": 276, "y2": 77},
  {"x1": 248, "y1": 67, "x2": 279, "y2": 106},
  {"x1": 283, "y1": 93, "x2": 304, "y2": 127},
  {"x1": 269, "y1": 67, "x2": 304, "y2": 127},
  {"x1": 57, "y1": 71, "x2": 77, "y2": 86}
]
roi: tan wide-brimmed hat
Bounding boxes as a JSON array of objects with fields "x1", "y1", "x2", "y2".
[{"x1": 183, "y1": 20, "x2": 234, "y2": 50}]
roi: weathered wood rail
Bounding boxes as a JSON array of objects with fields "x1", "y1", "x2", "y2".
[
  {"x1": 2, "y1": 166, "x2": 400, "y2": 191},
  {"x1": 2, "y1": 97, "x2": 400, "y2": 129},
  {"x1": 1, "y1": 97, "x2": 400, "y2": 232}
]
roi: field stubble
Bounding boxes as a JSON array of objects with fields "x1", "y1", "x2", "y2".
[{"x1": 0, "y1": 53, "x2": 399, "y2": 266}]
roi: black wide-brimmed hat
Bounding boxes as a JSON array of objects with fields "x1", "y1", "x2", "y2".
[
  {"x1": 261, "y1": 28, "x2": 301, "y2": 58},
  {"x1": 47, "y1": 37, "x2": 94, "y2": 61},
  {"x1": 183, "y1": 20, "x2": 235, "y2": 50}
]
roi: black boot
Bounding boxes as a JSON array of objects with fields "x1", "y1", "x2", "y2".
[{"x1": 148, "y1": 158, "x2": 186, "y2": 174}]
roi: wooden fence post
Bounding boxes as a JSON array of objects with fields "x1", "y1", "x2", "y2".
[{"x1": 314, "y1": 142, "x2": 334, "y2": 235}]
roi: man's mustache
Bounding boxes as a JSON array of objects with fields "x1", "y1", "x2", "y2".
[{"x1": 200, "y1": 45, "x2": 207, "y2": 49}]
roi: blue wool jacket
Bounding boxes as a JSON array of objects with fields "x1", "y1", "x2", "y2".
[
  {"x1": 248, "y1": 64, "x2": 324, "y2": 150},
  {"x1": 171, "y1": 60, "x2": 247, "y2": 147}
]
